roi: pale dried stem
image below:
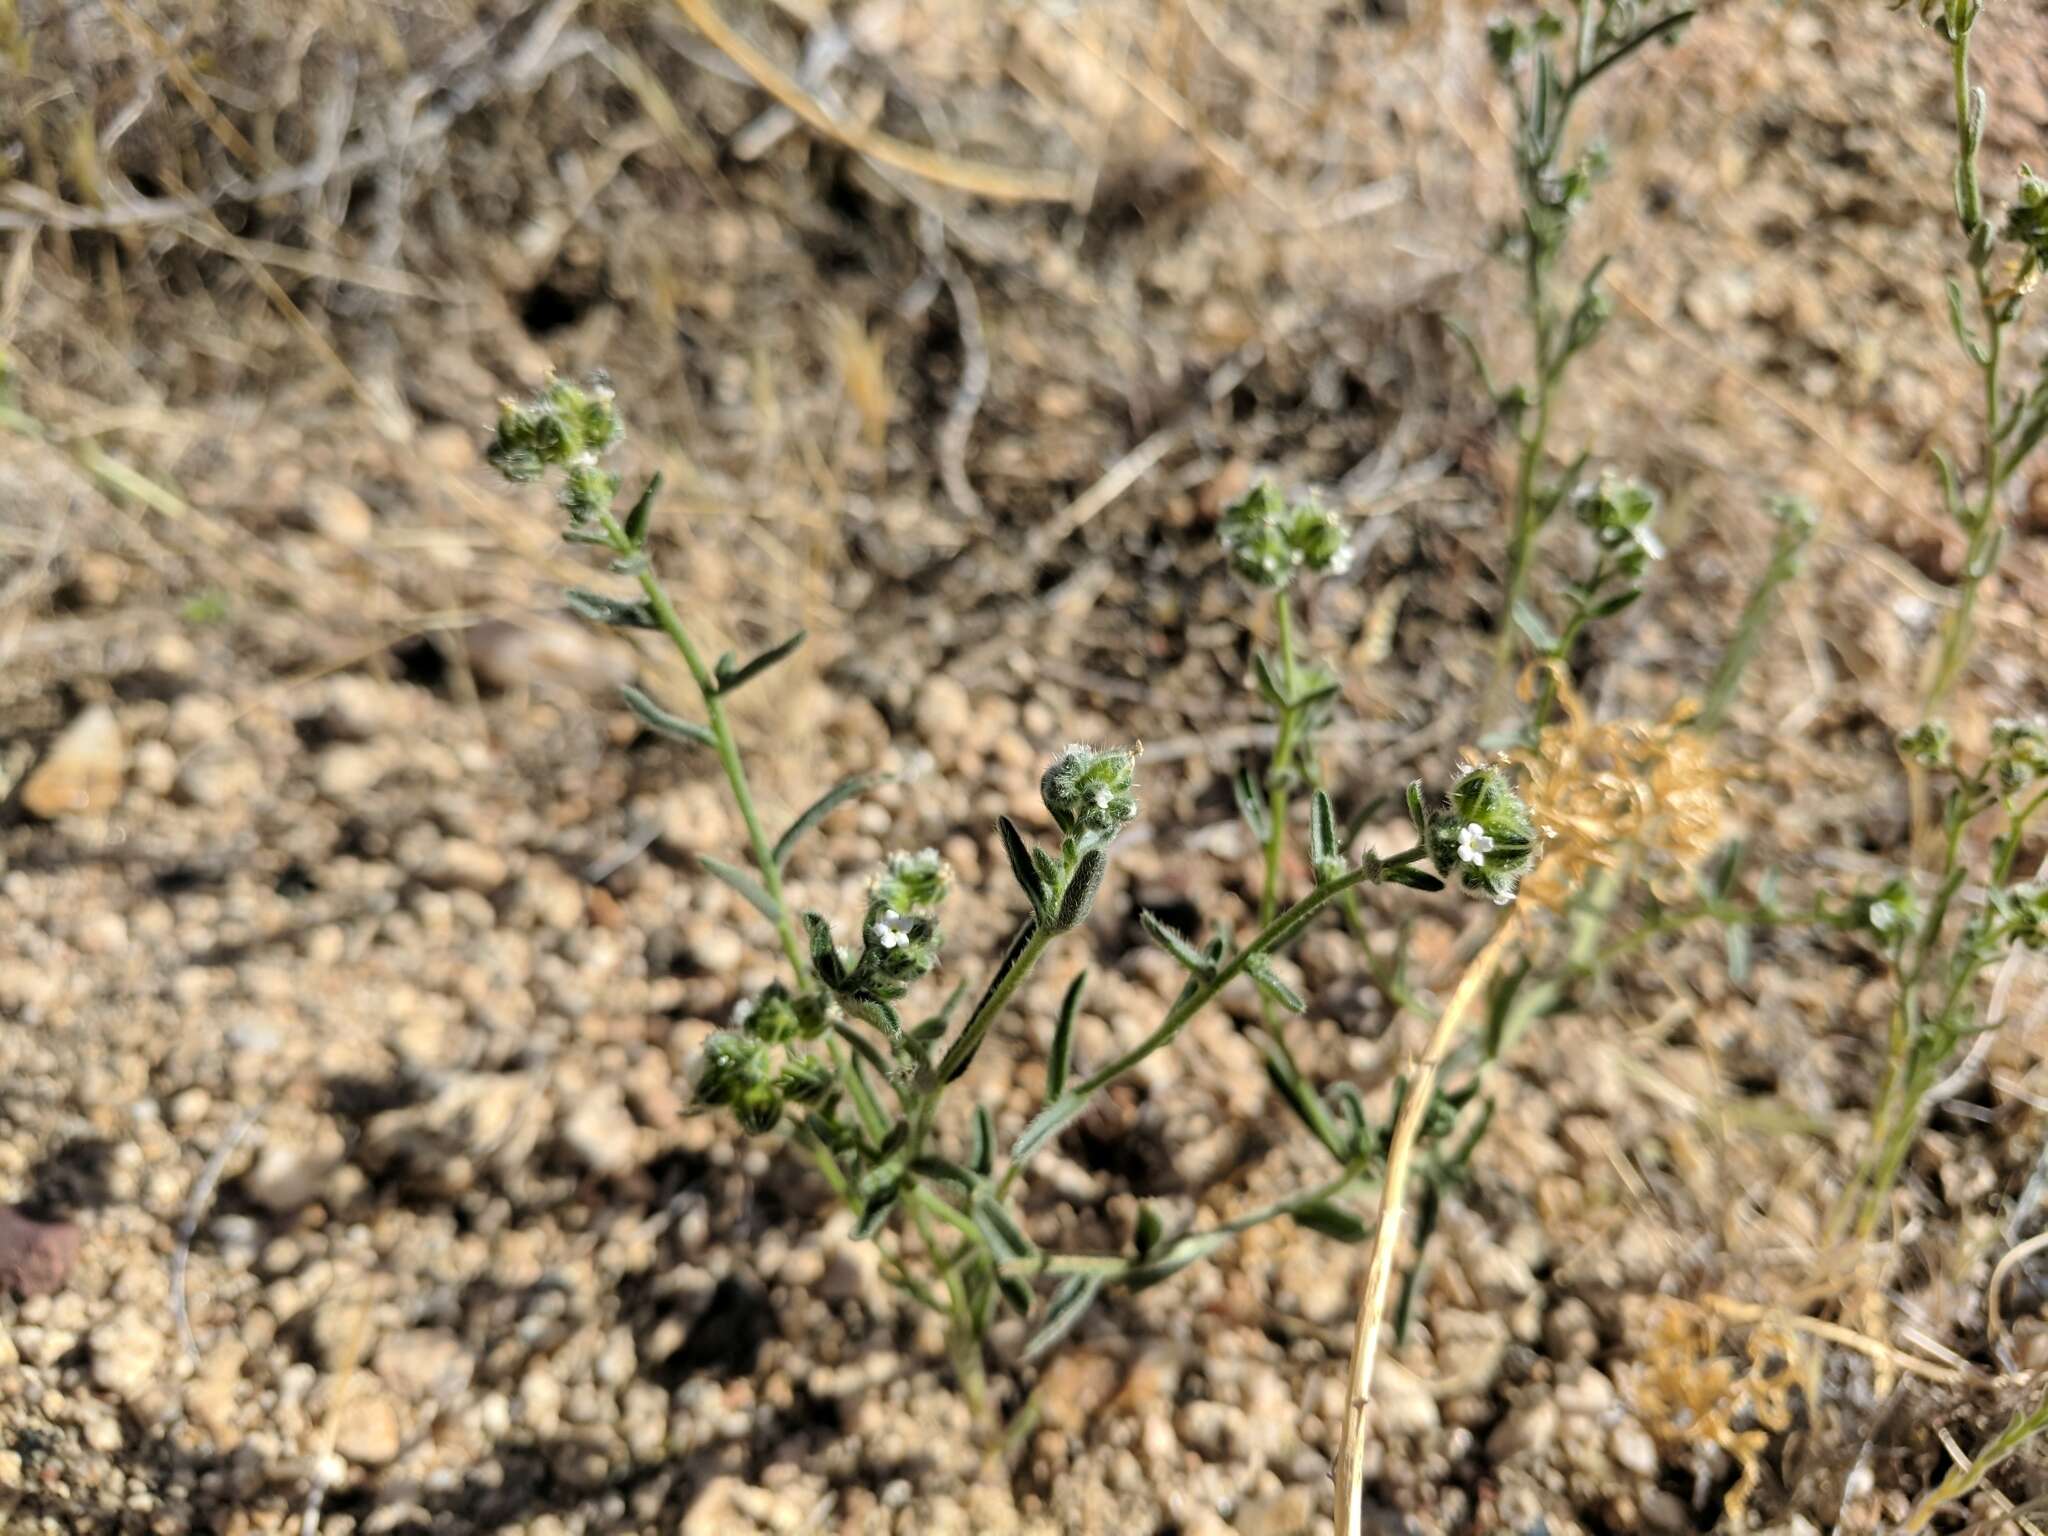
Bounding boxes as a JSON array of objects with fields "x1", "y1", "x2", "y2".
[{"x1": 1333, "y1": 916, "x2": 1521, "y2": 1536}]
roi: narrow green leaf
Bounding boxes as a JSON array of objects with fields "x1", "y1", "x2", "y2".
[
  {"x1": 1384, "y1": 865, "x2": 1445, "y2": 892},
  {"x1": 1309, "y1": 789, "x2": 1339, "y2": 875},
  {"x1": 702, "y1": 855, "x2": 777, "y2": 921},
  {"x1": 1047, "y1": 972, "x2": 1084, "y2": 1101},
  {"x1": 1134, "y1": 1203, "x2": 1164, "y2": 1258},
  {"x1": 1011, "y1": 1093, "x2": 1080, "y2": 1170},
  {"x1": 622, "y1": 472, "x2": 662, "y2": 548},
  {"x1": 1054, "y1": 848, "x2": 1107, "y2": 931},
  {"x1": 1021, "y1": 1273, "x2": 1105, "y2": 1362},
  {"x1": 998, "y1": 1273, "x2": 1036, "y2": 1315},
  {"x1": 999, "y1": 816, "x2": 1050, "y2": 920},
  {"x1": 620, "y1": 684, "x2": 716, "y2": 748},
  {"x1": 1126, "y1": 1230, "x2": 1231, "y2": 1291},
  {"x1": 1234, "y1": 768, "x2": 1272, "y2": 842},
  {"x1": 565, "y1": 588, "x2": 659, "y2": 629},
  {"x1": 803, "y1": 911, "x2": 846, "y2": 989},
  {"x1": 1140, "y1": 910, "x2": 1211, "y2": 977},
  {"x1": 1511, "y1": 598, "x2": 1559, "y2": 650},
  {"x1": 774, "y1": 772, "x2": 888, "y2": 867},
  {"x1": 1406, "y1": 780, "x2": 1428, "y2": 835},
  {"x1": 1246, "y1": 955, "x2": 1306, "y2": 1014},
  {"x1": 1263, "y1": 1055, "x2": 1342, "y2": 1161},
  {"x1": 714, "y1": 630, "x2": 807, "y2": 695},
  {"x1": 971, "y1": 1192, "x2": 1035, "y2": 1263},
  {"x1": 852, "y1": 1183, "x2": 899, "y2": 1240},
  {"x1": 1726, "y1": 923, "x2": 1752, "y2": 984},
  {"x1": 1251, "y1": 651, "x2": 1288, "y2": 709},
  {"x1": 1588, "y1": 588, "x2": 1642, "y2": 620},
  {"x1": 962, "y1": 1254, "x2": 994, "y2": 1333},
  {"x1": 970, "y1": 1106, "x2": 995, "y2": 1177},
  {"x1": 910, "y1": 1156, "x2": 979, "y2": 1193},
  {"x1": 1293, "y1": 1200, "x2": 1370, "y2": 1243}
]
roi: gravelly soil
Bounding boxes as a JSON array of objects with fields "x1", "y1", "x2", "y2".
[{"x1": 6, "y1": 2, "x2": 2048, "y2": 1533}]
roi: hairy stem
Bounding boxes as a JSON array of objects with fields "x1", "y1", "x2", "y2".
[{"x1": 601, "y1": 510, "x2": 808, "y2": 977}]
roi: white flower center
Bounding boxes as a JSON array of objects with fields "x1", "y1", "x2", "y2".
[{"x1": 873, "y1": 910, "x2": 912, "y2": 949}]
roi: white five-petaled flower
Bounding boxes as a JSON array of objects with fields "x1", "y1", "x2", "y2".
[
  {"x1": 1093, "y1": 786, "x2": 1112, "y2": 810},
  {"x1": 1457, "y1": 822, "x2": 1494, "y2": 867},
  {"x1": 872, "y1": 910, "x2": 913, "y2": 949}
]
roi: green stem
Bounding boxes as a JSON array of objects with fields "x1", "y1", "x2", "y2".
[
  {"x1": 995, "y1": 1157, "x2": 1378, "y2": 1280},
  {"x1": 601, "y1": 510, "x2": 807, "y2": 978},
  {"x1": 1925, "y1": 20, "x2": 2004, "y2": 715}
]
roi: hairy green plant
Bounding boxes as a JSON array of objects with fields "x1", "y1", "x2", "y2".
[
  {"x1": 1904, "y1": 0, "x2": 2048, "y2": 711},
  {"x1": 1812, "y1": 0, "x2": 2048, "y2": 1245},
  {"x1": 1463, "y1": 0, "x2": 1695, "y2": 720},
  {"x1": 489, "y1": 378, "x2": 1538, "y2": 1415},
  {"x1": 1834, "y1": 719, "x2": 2048, "y2": 1240}
]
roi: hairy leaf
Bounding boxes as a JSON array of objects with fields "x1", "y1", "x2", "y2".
[
  {"x1": 620, "y1": 685, "x2": 716, "y2": 748},
  {"x1": 1047, "y1": 972, "x2": 1085, "y2": 1101},
  {"x1": 774, "y1": 773, "x2": 889, "y2": 867},
  {"x1": 702, "y1": 855, "x2": 777, "y2": 922},
  {"x1": 1021, "y1": 1273, "x2": 1105, "y2": 1362},
  {"x1": 565, "y1": 588, "x2": 659, "y2": 629},
  {"x1": 714, "y1": 629, "x2": 807, "y2": 695}
]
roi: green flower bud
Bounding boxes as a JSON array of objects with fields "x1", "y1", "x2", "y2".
[
  {"x1": 735, "y1": 983, "x2": 803, "y2": 1044},
  {"x1": 1897, "y1": 721, "x2": 1953, "y2": 770},
  {"x1": 1425, "y1": 761, "x2": 1538, "y2": 905},
  {"x1": 871, "y1": 848, "x2": 952, "y2": 914},
  {"x1": 734, "y1": 1085, "x2": 784, "y2": 1136},
  {"x1": 692, "y1": 1031, "x2": 772, "y2": 1109},
  {"x1": 791, "y1": 989, "x2": 834, "y2": 1041},
  {"x1": 777, "y1": 1052, "x2": 838, "y2": 1107},
  {"x1": 1040, "y1": 743, "x2": 1140, "y2": 843}
]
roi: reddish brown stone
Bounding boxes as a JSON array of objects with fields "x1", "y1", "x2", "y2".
[{"x1": 0, "y1": 1205, "x2": 81, "y2": 1297}]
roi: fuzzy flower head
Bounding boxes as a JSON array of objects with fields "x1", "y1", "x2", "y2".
[
  {"x1": 1992, "y1": 717, "x2": 2048, "y2": 789},
  {"x1": 2006, "y1": 168, "x2": 2048, "y2": 266},
  {"x1": 1897, "y1": 720, "x2": 1953, "y2": 771},
  {"x1": 487, "y1": 374, "x2": 623, "y2": 486},
  {"x1": 870, "y1": 848, "x2": 952, "y2": 915},
  {"x1": 1219, "y1": 482, "x2": 1353, "y2": 588},
  {"x1": 853, "y1": 899, "x2": 942, "y2": 998},
  {"x1": 1426, "y1": 761, "x2": 1538, "y2": 905},
  {"x1": 776, "y1": 1052, "x2": 838, "y2": 1107},
  {"x1": 1040, "y1": 744, "x2": 1140, "y2": 844},
  {"x1": 734, "y1": 981, "x2": 830, "y2": 1044}
]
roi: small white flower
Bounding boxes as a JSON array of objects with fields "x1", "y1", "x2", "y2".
[
  {"x1": 872, "y1": 910, "x2": 912, "y2": 949},
  {"x1": 1636, "y1": 524, "x2": 1665, "y2": 560},
  {"x1": 733, "y1": 998, "x2": 756, "y2": 1025},
  {"x1": 1457, "y1": 822, "x2": 1494, "y2": 867},
  {"x1": 1093, "y1": 786, "x2": 1111, "y2": 810},
  {"x1": 1327, "y1": 544, "x2": 1355, "y2": 575}
]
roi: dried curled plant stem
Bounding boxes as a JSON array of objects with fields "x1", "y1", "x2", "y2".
[{"x1": 1333, "y1": 915, "x2": 1522, "y2": 1536}]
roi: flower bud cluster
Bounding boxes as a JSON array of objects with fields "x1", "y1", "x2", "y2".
[
  {"x1": 1218, "y1": 483, "x2": 1353, "y2": 589},
  {"x1": 488, "y1": 375, "x2": 622, "y2": 480},
  {"x1": 1040, "y1": 744, "x2": 1140, "y2": 847},
  {"x1": 1991, "y1": 717, "x2": 2048, "y2": 789},
  {"x1": 1425, "y1": 762, "x2": 1538, "y2": 905},
  {"x1": 691, "y1": 983, "x2": 838, "y2": 1136}
]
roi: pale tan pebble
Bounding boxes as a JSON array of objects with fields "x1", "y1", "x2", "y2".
[
  {"x1": 89, "y1": 1309, "x2": 166, "y2": 1404},
  {"x1": 1486, "y1": 1396, "x2": 1558, "y2": 1461},
  {"x1": 21, "y1": 704, "x2": 123, "y2": 819},
  {"x1": 333, "y1": 1389, "x2": 404, "y2": 1467},
  {"x1": 307, "y1": 481, "x2": 376, "y2": 545}
]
